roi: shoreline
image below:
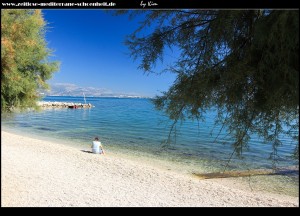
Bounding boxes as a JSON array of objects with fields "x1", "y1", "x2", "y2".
[
  {"x1": 2, "y1": 130, "x2": 299, "y2": 207},
  {"x1": 1, "y1": 125, "x2": 222, "y2": 176}
]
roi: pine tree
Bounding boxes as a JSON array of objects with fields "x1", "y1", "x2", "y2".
[
  {"x1": 1, "y1": 9, "x2": 59, "y2": 111},
  {"x1": 119, "y1": 10, "x2": 299, "y2": 159}
]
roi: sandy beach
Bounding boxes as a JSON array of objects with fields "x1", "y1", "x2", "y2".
[{"x1": 1, "y1": 130, "x2": 298, "y2": 207}]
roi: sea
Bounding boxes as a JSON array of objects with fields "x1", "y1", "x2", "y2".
[{"x1": 1, "y1": 96, "x2": 299, "y2": 196}]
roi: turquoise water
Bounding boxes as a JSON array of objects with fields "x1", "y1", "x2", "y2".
[
  {"x1": 2, "y1": 96, "x2": 299, "y2": 196},
  {"x1": 2, "y1": 96, "x2": 298, "y2": 173}
]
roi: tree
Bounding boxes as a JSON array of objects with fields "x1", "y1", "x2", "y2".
[
  {"x1": 119, "y1": 10, "x2": 299, "y2": 159},
  {"x1": 1, "y1": 9, "x2": 59, "y2": 112}
]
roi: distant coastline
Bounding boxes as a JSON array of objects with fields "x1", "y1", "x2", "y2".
[
  {"x1": 42, "y1": 95, "x2": 153, "y2": 99},
  {"x1": 38, "y1": 82, "x2": 154, "y2": 99}
]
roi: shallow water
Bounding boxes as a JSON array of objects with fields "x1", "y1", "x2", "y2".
[{"x1": 1, "y1": 96, "x2": 298, "y2": 196}]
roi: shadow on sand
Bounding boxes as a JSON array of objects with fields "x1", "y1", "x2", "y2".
[{"x1": 81, "y1": 150, "x2": 93, "y2": 154}]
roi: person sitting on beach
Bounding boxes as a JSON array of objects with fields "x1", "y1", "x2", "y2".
[{"x1": 91, "y1": 137, "x2": 105, "y2": 154}]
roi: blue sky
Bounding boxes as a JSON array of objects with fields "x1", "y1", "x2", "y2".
[{"x1": 42, "y1": 10, "x2": 176, "y2": 97}]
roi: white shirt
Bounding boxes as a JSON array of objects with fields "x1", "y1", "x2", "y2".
[{"x1": 92, "y1": 141, "x2": 102, "y2": 154}]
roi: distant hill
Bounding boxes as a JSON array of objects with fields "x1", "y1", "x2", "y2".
[{"x1": 39, "y1": 83, "x2": 149, "y2": 98}]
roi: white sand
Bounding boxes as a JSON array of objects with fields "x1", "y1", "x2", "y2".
[{"x1": 1, "y1": 130, "x2": 298, "y2": 207}]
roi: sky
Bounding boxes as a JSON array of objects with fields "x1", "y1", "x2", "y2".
[{"x1": 42, "y1": 10, "x2": 177, "y2": 97}]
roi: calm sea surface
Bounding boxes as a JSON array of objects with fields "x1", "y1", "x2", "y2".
[{"x1": 2, "y1": 96, "x2": 298, "y2": 196}]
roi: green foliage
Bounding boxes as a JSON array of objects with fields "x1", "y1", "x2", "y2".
[
  {"x1": 119, "y1": 10, "x2": 299, "y2": 159},
  {"x1": 1, "y1": 9, "x2": 59, "y2": 112}
]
